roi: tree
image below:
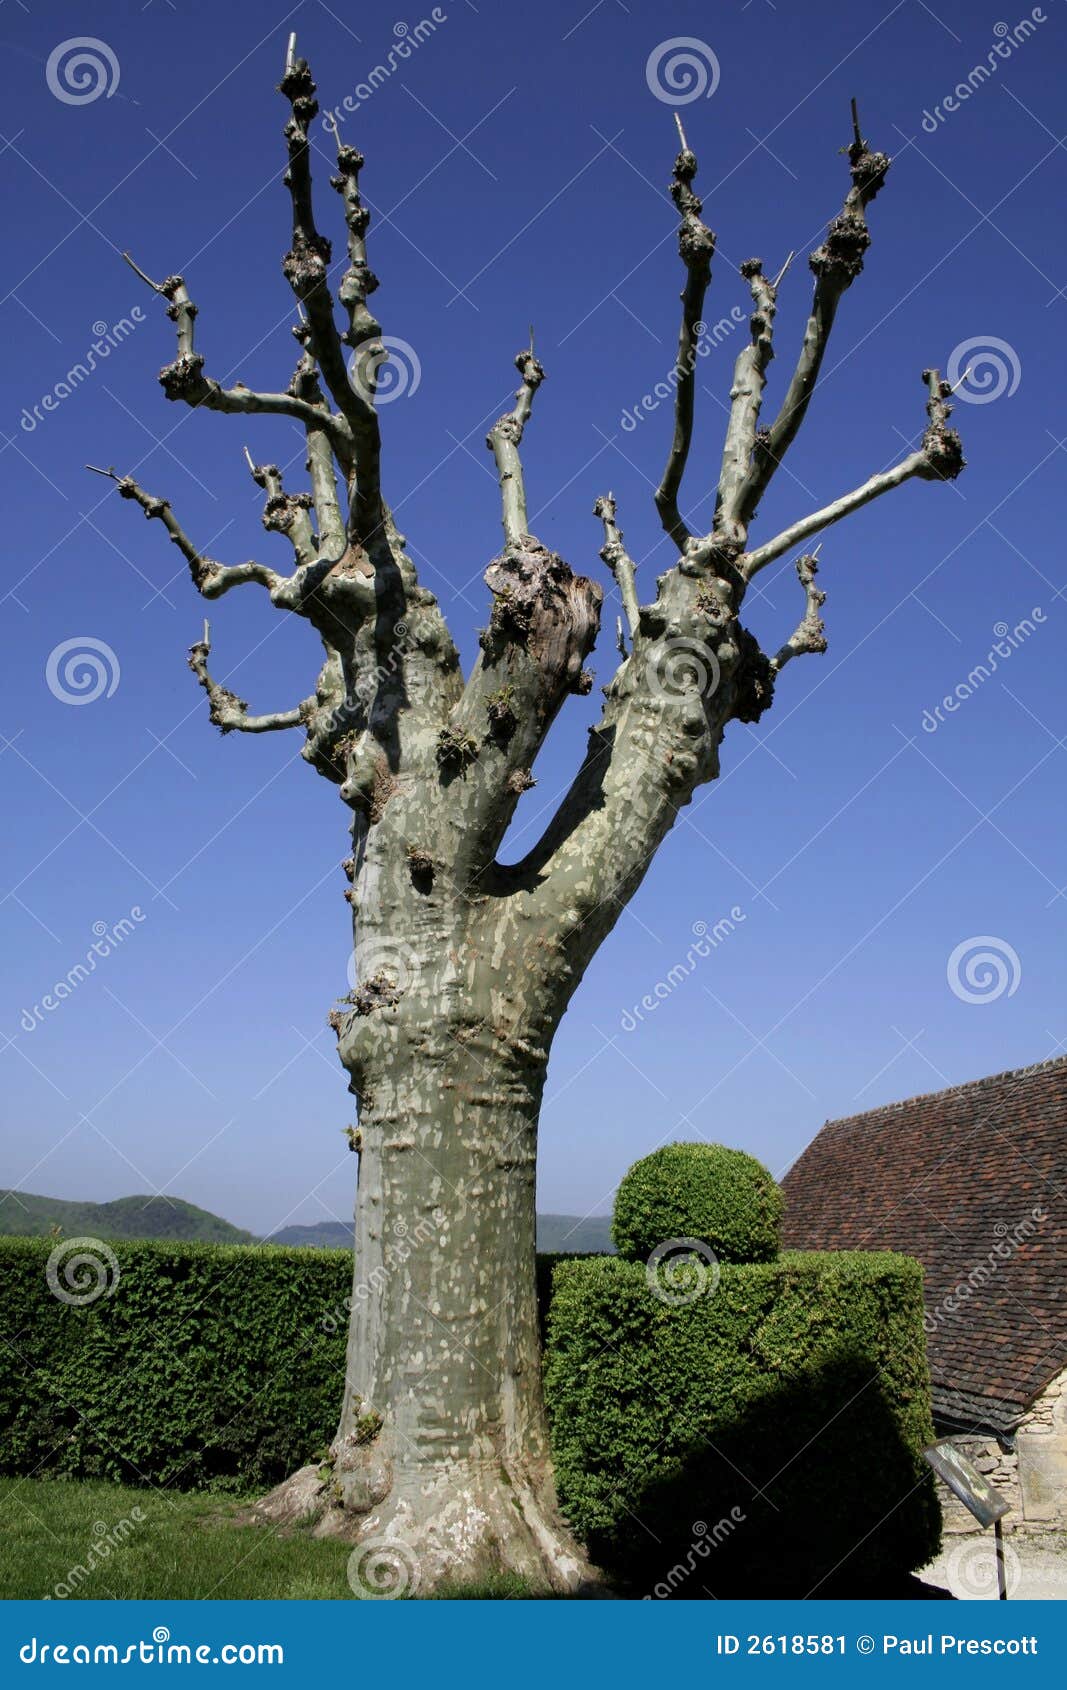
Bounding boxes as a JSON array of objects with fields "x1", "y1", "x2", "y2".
[{"x1": 93, "y1": 45, "x2": 964, "y2": 1593}]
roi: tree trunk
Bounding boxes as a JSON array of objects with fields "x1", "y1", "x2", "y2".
[{"x1": 258, "y1": 893, "x2": 596, "y2": 1594}]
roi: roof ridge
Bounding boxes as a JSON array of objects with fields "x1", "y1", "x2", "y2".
[{"x1": 815, "y1": 1051, "x2": 1067, "y2": 1137}]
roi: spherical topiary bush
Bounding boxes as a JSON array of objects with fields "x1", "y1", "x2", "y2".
[{"x1": 611, "y1": 1141, "x2": 783, "y2": 1265}]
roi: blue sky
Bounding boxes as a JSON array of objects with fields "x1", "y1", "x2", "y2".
[{"x1": 1, "y1": 0, "x2": 1064, "y2": 1236}]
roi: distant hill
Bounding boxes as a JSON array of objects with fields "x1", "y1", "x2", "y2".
[
  {"x1": 0, "y1": 1190, "x2": 254, "y2": 1245},
  {"x1": 267, "y1": 1220, "x2": 352, "y2": 1249},
  {"x1": 536, "y1": 1214, "x2": 614, "y2": 1254},
  {"x1": 267, "y1": 1214, "x2": 615, "y2": 1254},
  {"x1": 0, "y1": 1190, "x2": 613, "y2": 1256}
]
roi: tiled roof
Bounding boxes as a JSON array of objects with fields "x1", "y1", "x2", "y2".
[{"x1": 781, "y1": 1056, "x2": 1067, "y2": 1433}]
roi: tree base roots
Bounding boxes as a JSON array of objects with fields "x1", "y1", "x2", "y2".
[{"x1": 253, "y1": 1457, "x2": 604, "y2": 1597}]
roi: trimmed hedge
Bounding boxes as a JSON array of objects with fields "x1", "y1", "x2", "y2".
[
  {"x1": 543, "y1": 1251, "x2": 939, "y2": 1595},
  {"x1": 0, "y1": 1237, "x2": 353, "y2": 1493},
  {"x1": 0, "y1": 1239, "x2": 584, "y2": 1494},
  {"x1": 612, "y1": 1141, "x2": 782, "y2": 1264}
]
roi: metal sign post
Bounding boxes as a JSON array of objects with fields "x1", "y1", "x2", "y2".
[
  {"x1": 924, "y1": 1440, "x2": 1011, "y2": 1599},
  {"x1": 993, "y1": 1517, "x2": 1008, "y2": 1601}
]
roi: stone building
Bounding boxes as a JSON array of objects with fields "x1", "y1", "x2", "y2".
[{"x1": 781, "y1": 1057, "x2": 1067, "y2": 1533}]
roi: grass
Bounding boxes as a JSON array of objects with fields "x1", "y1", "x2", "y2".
[
  {"x1": 0, "y1": 1478, "x2": 550, "y2": 1600},
  {"x1": 0, "y1": 1479, "x2": 353, "y2": 1600}
]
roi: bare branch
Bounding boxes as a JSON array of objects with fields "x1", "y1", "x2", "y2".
[
  {"x1": 741, "y1": 454, "x2": 923, "y2": 578},
  {"x1": 771, "y1": 550, "x2": 827, "y2": 670},
  {"x1": 278, "y1": 54, "x2": 384, "y2": 541},
  {"x1": 188, "y1": 620, "x2": 312, "y2": 734},
  {"x1": 486, "y1": 345, "x2": 546, "y2": 545},
  {"x1": 654, "y1": 125, "x2": 715, "y2": 550},
  {"x1": 733, "y1": 106, "x2": 891, "y2": 525},
  {"x1": 329, "y1": 123, "x2": 387, "y2": 539},
  {"x1": 741, "y1": 368, "x2": 963, "y2": 578},
  {"x1": 286, "y1": 331, "x2": 347, "y2": 554},
  {"x1": 121, "y1": 252, "x2": 349, "y2": 446},
  {"x1": 242, "y1": 451, "x2": 317, "y2": 568},
  {"x1": 593, "y1": 492, "x2": 639, "y2": 635},
  {"x1": 715, "y1": 257, "x2": 781, "y2": 535},
  {"x1": 87, "y1": 466, "x2": 286, "y2": 600},
  {"x1": 922, "y1": 364, "x2": 966, "y2": 462}
]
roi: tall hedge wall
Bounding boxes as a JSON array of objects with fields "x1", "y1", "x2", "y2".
[
  {"x1": 0, "y1": 1237, "x2": 353, "y2": 1492},
  {"x1": 543, "y1": 1250, "x2": 939, "y2": 1596},
  {"x1": 0, "y1": 1240, "x2": 589, "y2": 1494}
]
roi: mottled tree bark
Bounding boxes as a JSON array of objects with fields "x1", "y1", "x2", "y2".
[{"x1": 101, "y1": 49, "x2": 964, "y2": 1592}]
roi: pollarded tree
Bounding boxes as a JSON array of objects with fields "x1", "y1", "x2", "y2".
[{"x1": 95, "y1": 45, "x2": 963, "y2": 1591}]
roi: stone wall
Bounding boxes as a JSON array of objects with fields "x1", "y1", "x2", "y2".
[{"x1": 936, "y1": 1365, "x2": 1067, "y2": 1533}]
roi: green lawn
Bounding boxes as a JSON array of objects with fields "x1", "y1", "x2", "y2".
[
  {"x1": 0, "y1": 1478, "x2": 541, "y2": 1599},
  {"x1": 0, "y1": 1479, "x2": 353, "y2": 1600}
]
